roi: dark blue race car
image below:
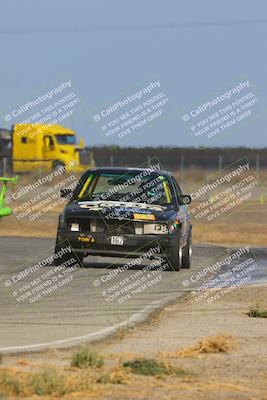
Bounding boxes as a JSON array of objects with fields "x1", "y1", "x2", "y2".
[{"x1": 54, "y1": 167, "x2": 192, "y2": 271}]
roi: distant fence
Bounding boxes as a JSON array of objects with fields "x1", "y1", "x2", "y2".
[{"x1": 90, "y1": 146, "x2": 267, "y2": 173}]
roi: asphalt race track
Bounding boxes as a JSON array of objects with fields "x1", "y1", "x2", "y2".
[{"x1": 0, "y1": 237, "x2": 266, "y2": 354}]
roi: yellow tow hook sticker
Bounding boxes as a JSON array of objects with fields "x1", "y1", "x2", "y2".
[{"x1": 78, "y1": 236, "x2": 96, "y2": 243}]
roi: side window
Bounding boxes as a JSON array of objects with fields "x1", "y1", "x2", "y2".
[
  {"x1": 171, "y1": 177, "x2": 182, "y2": 195},
  {"x1": 171, "y1": 177, "x2": 183, "y2": 204}
]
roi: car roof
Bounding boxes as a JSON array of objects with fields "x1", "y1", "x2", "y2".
[{"x1": 85, "y1": 167, "x2": 172, "y2": 177}]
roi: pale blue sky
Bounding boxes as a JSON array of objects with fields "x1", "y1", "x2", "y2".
[{"x1": 0, "y1": 0, "x2": 266, "y2": 147}]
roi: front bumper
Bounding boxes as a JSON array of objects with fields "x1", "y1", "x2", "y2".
[{"x1": 57, "y1": 229, "x2": 176, "y2": 258}]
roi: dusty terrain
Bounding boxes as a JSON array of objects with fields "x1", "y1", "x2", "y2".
[{"x1": 1, "y1": 285, "x2": 266, "y2": 399}]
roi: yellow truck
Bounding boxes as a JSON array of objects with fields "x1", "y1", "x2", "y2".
[{"x1": 10, "y1": 123, "x2": 94, "y2": 173}]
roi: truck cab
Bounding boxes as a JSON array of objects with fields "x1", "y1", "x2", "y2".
[{"x1": 12, "y1": 124, "x2": 94, "y2": 173}]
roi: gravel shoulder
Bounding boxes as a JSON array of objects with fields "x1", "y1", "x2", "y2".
[
  {"x1": 2, "y1": 284, "x2": 267, "y2": 400},
  {"x1": 96, "y1": 284, "x2": 267, "y2": 399}
]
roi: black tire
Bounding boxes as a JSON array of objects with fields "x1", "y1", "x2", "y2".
[
  {"x1": 54, "y1": 237, "x2": 84, "y2": 267},
  {"x1": 167, "y1": 234, "x2": 182, "y2": 271},
  {"x1": 181, "y1": 231, "x2": 192, "y2": 269},
  {"x1": 52, "y1": 161, "x2": 65, "y2": 172}
]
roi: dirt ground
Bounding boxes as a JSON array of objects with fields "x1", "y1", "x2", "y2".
[{"x1": 1, "y1": 284, "x2": 267, "y2": 400}]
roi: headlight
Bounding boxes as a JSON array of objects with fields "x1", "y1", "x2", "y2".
[
  {"x1": 70, "y1": 223, "x2": 79, "y2": 231},
  {"x1": 143, "y1": 223, "x2": 168, "y2": 235}
]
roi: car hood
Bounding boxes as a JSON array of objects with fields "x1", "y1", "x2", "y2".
[{"x1": 64, "y1": 200, "x2": 177, "y2": 222}]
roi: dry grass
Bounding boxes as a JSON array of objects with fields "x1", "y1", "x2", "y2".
[
  {"x1": 15, "y1": 359, "x2": 31, "y2": 367},
  {"x1": 247, "y1": 303, "x2": 267, "y2": 318},
  {"x1": 0, "y1": 345, "x2": 107, "y2": 397},
  {"x1": 0, "y1": 362, "x2": 183, "y2": 398},
  {"x1": 162, "y1": 333, "x2": 235, "y2": 359},
  {"x1": 71, "y1": 347, "x2": 104, "y2": 369},
  {"x1": 0, "y1": 352, "x2": 189, "y2": 398},
  {"x1": 193, "y1": 223, "x2": 267, "y2": 246},
  {"x1": 0, "y1": 366, "x2": 102, "y2": 397},
  {"x1": 0, "y1": 217, "x2": 57, "y2": 238},
  {"x1": 174, "y1": 168, "x2": 267, "y2": 191},
  {"x1": 97, "y1": 365, "x2": 132, "y2": 385},
  {"x1": 0, "y1": 367, "x2": 67, "y2": 397}
]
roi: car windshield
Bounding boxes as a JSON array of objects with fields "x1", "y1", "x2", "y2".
[
  {"x1": 76, "y1": 171, "x2": 174, "y2": 206},
  {"x1": 55, "y1": 134, "x2": 76, "y2": 145}
]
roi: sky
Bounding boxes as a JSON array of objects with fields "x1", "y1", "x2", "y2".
[{"x1": 0, "y1": 0, "x2": 267, "y2": 148}]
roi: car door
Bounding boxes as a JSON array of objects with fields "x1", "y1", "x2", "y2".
[{"x1": 43, "y1": 135, "x2": 56, "y2": 162}]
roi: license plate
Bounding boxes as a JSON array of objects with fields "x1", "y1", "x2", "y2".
[{"x1": 111, "y1": 236, "x2": 124, "y2": 245}]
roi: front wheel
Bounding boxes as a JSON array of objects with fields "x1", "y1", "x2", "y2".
[
  {"x1": 52, "y1": 161, "x2": 65, "y2": 172},
  {"x1": 167, "y1": 235, "x2": 182, "y2": 271},
  {"x1": 181, "y1": 232, "x2": 192, "y2": 269}
]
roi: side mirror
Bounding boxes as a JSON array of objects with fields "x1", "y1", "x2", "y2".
[
  {"x1": 60, "y1": 188, "x2": 72, "y2": 198},
  {"x1": 79, "y1": 138, "x2": 85, "y2": 148},
  {"x1": 44, "y1": 137, "x2": 50, "y2": 147},
  {"x1": 44, "y1": 136, "x2": 55, "y2": 150},
  {"x1": 179, "y1": 195, "x2": 191, "y2": 205}
]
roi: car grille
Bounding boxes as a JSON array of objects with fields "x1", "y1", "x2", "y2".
[
  {"x1": 105, "y1": 221, "x2": 135, "y2": 235},
  {"x1": 93, "y1": 219, "x2": 135, "y2": 235}
]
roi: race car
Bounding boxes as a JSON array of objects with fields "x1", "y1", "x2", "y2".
[{"x1": 54, "y1": 167, "x2": 192, "y2": 271}]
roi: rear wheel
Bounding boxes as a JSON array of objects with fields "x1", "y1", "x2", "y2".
[
  {"x1": 54, "y1": 237, "x2": 84, "y2": 267},
  {"x1": 167, "y1": 234, "x2": 182, "y2": 271},
  {"x1": 181, "y1": 231, "x2": 192, "y2": 269}
]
